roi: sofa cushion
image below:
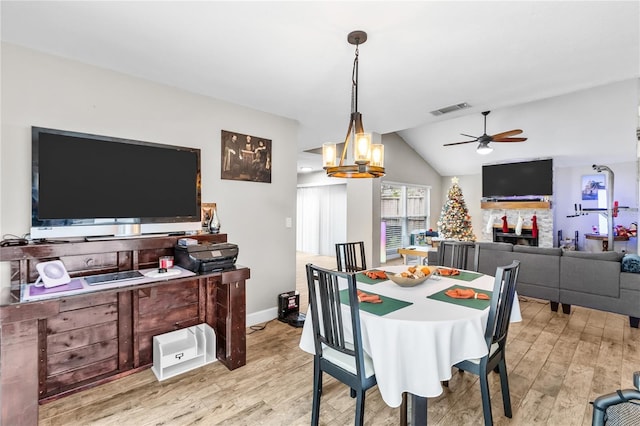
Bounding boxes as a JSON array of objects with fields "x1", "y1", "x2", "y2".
[
  {"x1": 621, "y1": 254, "x2": 640, "y2": 273},
  {"x1": 475, "y1": 242, "x2": 515, "y2": 276},
  {"x1": 475, "y1": 242, "x2": 513, "y2": 252},
  {"x1": 511, "y1": 249, "x2": 560, "y2": 289},
  {"x1": 562, "y1": 251, "x2": 624, "y2": 262},
  {"x1": 620, "y1": 272, "x2": 640, "y2": 291},
  {"x1": 560, "y1": 255, "x2": 621, "y2": 298},
  {"x1": 514, "y1": 246, "x2": 563, "y2": 256}
]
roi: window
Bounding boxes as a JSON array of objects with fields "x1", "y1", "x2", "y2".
[{"x1": 381, "y1": 183, "x2": 430, "y2": 258}]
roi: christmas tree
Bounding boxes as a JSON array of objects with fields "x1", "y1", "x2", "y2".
[{"x1": 437, "y1": 177, "x2": 475, "y2": 241}]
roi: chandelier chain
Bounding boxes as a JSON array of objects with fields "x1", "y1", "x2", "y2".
[{"x1": 351, "y1": 44, "x2": 359, "y2": 115}]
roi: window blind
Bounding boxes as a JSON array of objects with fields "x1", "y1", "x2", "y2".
[{"x1": 381, "y1": 183, "x2": 429, "y2": 257}]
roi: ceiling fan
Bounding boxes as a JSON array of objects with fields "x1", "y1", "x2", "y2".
[{"x1": 443, "y1": 111, "x2": 527, "y2": 154}]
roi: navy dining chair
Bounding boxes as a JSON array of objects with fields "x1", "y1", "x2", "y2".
[
  {"x1": 437, "y1": 240, "x2": 477, "y2": 271},
  {"x1": 335, "y1": 241, "x2": 367, "y2": 272},
  {"x1": 305, "y1": 263, "x2": 376, "y2": 426},
  {"x1": 452, "y1": 260, "x2": 520, "y2": 426},
  {"x1": 400, "y1": 261, "x2": 520, "y2": 426}
]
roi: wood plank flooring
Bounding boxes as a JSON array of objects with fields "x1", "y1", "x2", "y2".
[{"x1": 39, "y1": 252, "x2": 640, "y2": 425}]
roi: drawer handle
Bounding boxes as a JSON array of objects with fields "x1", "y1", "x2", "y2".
[{"x1": 175, "y1": 352, "x2": 184, "y2": 360}]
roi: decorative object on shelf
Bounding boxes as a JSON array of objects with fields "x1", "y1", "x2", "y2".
[
  {"x1": 443, "y1": 110, "x2": 527, "y2": 154},
  {"x1": 208, "y1": 206, "x2": 221, "y2": 234},
  {"x1": 221, "y1": 130, "x2": 272, "y2": 183},
  {"x1": 437, "y1": 177, "x2": 475, "y2": 241},
  {"x1": 501, "y1": 215, "x2": 509, "y2": 233},
  {"x1": 201, "y1": 202, "x2": 221, "y2": 234},
  {"x1": 34, "y1": 260, "x2": 71, "y2": 288},
  {"x1": 515, "y1": 214, "x2": 523, "y2": 236},
  {"x1": 158, "y1": 256, "x2": 174, "y2": 273},
  {"x1": 201, "y1": 202, "x2": 216, "y2": 230},
  {"x1": 485, "y1": 214, "x2": 495, "y2": 234},
  {"x1": 322, "y1": 30, "x2": 385, "y2": 178}
]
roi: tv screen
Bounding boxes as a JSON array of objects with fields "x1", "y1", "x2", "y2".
[
  {"x1": 32, "y1": 127, "x2": 201, "y2": 239},
  {"x1": 482, "y1": 159, "x2": 553, "y2": 198}
]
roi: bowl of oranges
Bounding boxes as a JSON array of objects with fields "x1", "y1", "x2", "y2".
[{"x1": 388, "y1": 266, "x2": 433, "y2": 287}]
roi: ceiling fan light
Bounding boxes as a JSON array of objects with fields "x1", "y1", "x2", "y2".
[{"x1": 477, "y1": 144, "x2": 493, "y2": 155}]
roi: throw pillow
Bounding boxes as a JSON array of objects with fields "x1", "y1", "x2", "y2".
[{"x1": 621, "y1": 254, "x2": 640, "y2": 273}]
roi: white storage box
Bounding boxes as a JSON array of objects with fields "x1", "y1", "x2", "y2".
[{"x1": 151, "y1": 323, "x2": 216, "y2": 381}]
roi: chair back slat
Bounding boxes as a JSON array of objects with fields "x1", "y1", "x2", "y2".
[
  {"x1": 316, "y1": 270, "x2": 347, "y2": 350},
  {"x1": 335, "y1": 241, "x2": 367, "y2": 272},
  {"x1": 485, "y1": 260, "x2": 520, "y2": 348},
  {"x1": 438, "y1": 241, "x2": 476, "y2": 271}
]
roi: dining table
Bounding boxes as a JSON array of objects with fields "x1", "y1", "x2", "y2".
[{"x1": 299, "y1": 264, "x2": 522, "y2": 425}]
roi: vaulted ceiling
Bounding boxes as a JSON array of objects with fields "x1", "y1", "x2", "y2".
[{"x1": 2, "y1": 1, "x2": 639, "y2": 176}]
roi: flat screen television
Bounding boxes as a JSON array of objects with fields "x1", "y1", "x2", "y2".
[
  {"x1": 482, "y1": 158, "x2": 553, "y2": 199},
  {"x1": 31, "y1": 127, "x2": 201, "y2": 239}
]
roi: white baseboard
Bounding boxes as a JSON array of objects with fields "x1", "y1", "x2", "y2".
[{"x1": 247, "y1": 307, "x2": 278, "y2": 328}]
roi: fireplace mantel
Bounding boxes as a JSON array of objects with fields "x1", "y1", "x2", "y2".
[{"x1": 480, "y1": 201, "x2": 551, "y2": 210}]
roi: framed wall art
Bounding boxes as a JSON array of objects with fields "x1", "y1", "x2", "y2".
[
  {"x1": 581, "y1": 174, "x2": 606, "y2": 200},
  {"x1": 221, "y1": 130, "x2": 272, "y2": 183},
  {"x1": 201, "y1": 202, "x2": 216, "y2": 229}
]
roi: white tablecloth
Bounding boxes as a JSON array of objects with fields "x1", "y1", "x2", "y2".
[{"x1": 299, "y1": 265, "x2": 521, "y2": 408}]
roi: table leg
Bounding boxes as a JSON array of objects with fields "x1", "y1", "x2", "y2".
[{"x1": 410, "y1": 394, "x2": 428, "y2": 425}]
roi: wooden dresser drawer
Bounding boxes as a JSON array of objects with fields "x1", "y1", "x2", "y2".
[{"x1": 42, "y1": 293, "x2": 120, "y2": 397}]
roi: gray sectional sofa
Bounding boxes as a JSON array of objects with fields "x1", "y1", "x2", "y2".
[{"x1": 430, "y1": 242, "x2": 640, "y2": 328}]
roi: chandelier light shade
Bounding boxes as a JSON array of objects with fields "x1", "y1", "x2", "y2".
[{"x1": 323, "y1": 30, "x2": 385, "y2": 178}]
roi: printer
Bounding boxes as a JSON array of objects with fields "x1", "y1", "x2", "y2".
[{"x1": 175, "y1": 242, "x2": 238, "y2": 273}]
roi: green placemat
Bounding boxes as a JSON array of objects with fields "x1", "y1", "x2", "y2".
[
  {"x1": 340, "y1": 289, "x2": 412, "y2": 316},
  {"x1": 437, "y1": 269, "x2": 483, "y2": 282},
  {"x1": 427, "y1": 285, "x2": 493, "y2": 310},
  {"x1": 355, "y1": 270, "x2": 388, "y2": 285}
]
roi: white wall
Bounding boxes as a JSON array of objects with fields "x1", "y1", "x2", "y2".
[
  {"x1": 1, "y1": 43, "x2": 299, "y2": 325},
  {"x1": 555, "y1": 160, "x2": 637, "y2": 252},
  {"x1": 435, "y1": 80, "x2": 639, "y2": 246},
  {"x1": 380, "y1": 132, "x2": 443, "y2": 230}
]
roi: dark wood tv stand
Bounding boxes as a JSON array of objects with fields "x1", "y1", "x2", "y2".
[{"x1": 0, "y1": 233, "x2": 250, "y2": 426}]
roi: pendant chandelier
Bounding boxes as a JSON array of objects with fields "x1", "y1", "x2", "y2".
[{"x1": 323, "y1": 31, "x2": 385, "y2": 178}]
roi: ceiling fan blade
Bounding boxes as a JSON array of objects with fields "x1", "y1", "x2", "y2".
[
  {"x1": 444, "y1": 140, "x2": 477, "y2": 146},
  {"x1": 460, "y1": 133, "x2": 478, "y2": 139},
  {"x1": 492, "y1": 137, "x2": 528, "y2": 142},
  {"x1": 491, "y1": 129, "x2": 522, "y2": 139}
]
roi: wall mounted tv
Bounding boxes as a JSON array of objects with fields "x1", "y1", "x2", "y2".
[
  {"x1": 31, "y1": 127, "x2": 201, "y2": 239},
  {"x1": 482, "y1": 158, "x2": 553, "y2": 199}
]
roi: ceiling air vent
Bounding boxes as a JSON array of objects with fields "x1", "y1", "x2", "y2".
[{"x1": 430, "y1": 102, "x2": 471, "y2": 116}]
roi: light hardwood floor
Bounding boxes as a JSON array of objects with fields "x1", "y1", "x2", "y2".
[{"x1": 39, "y1": 252, "x2": 640, "y2": 425}]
